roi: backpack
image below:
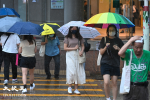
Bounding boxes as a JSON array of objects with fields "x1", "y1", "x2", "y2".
[{"x1": 84, "y1": 42, "x2": 91, "y2": 52}]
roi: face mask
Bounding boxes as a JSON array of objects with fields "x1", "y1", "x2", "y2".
[
  {"x1": 49, "y1": 34, "x2": 54, "y2": 38},
  {"x1": 71, "y1": 30, "x2": 77, "y2": 34},
  {"x1": 109, "y1": 32, "x2": 116, "y2": 36}
]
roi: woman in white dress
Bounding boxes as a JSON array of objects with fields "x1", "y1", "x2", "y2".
[{"x1": 64, "y1": 26, "x2": 86, "y2": 95}]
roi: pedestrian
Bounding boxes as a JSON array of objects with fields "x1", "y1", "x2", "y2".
[
  {"x1": 64, "y1": 26, "x2": 86, "y2": 95},
  {"x1": 0, "y1": 33, "x2": 20, "y2": 85},
  {"x1": 118, "y1": 36, "x2": 149, "y2": 100},
  {"x1": 19, "y1": 35, "x2": 37, "y2": 93},
  {"x1": 132, "y1": 1, "x2": 137, "y2": 33},
  {"x1": 41, "y1": 33, "x2": 60, "y2": 79},
  {"x1": 0, "y1": 33, "x2": 3, "y2": 73},
  {"x1": 99, "y1": 25, "x2": 124, "y2": 100}
]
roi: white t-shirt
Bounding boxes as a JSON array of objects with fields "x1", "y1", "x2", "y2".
[{"x1": 0, "y1": 34, "x2": 20, "y2": 53}]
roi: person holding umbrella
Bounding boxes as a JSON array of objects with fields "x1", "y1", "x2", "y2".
[
  {"x1": 19, "y1": 35, "x2": 37, "y2": 93},
  {"x1": 64, "y1": 26, "x2": 86, "y2": 95},
  {"x1": 99, "y1": 25, "x2": 124, "y2": 100},
  {"x1": 41, "y1": 33, "x2": 61, "y2": 79},
  {"x1": 0, "y1": 33, "x2": 20, "y2": 85},
  {"x1": 7, "y1": 21, "x2": 43, "y2": 93}
]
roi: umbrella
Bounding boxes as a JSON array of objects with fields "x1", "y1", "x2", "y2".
[
  {"x1": 7, "y1": 22, "x2": 43, "y2": 35},
  {"x1": 0, "y1": 8, "x2": 20, "y2": 17},
  {"x1": 40, "y1": 23, "x2": 60, "y2": 35},
  {"x1": 0, "y1": 16, "x2": 22, "y2": 32},
  {"x1": 84, "y1": 12, "x2": 135, "y2": 29},
  {"x1": 58, "y1": 21, "x2": 101, "y2": 38}
]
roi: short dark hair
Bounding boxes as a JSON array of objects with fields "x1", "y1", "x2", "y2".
[
  {"x1": 106, "y1": 25, "x2": 118, "y2": 37},
  {"x1": 46, "y1": 33, "x2": 56, "y2": 38}
]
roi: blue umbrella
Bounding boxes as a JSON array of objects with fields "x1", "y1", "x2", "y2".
[
  {"x1": 0, "y1": 8, "x2": 20, "y2": 17},
  {"x1": 7, "y1": 22, "x2": 44, "y2": 35}
]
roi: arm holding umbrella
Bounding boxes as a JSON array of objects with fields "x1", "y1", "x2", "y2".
[{"x1": 41, "y1": 36, "x2": 48, "y2": 45}]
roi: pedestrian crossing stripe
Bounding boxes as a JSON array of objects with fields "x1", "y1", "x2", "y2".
[
  {"x1": 0, "y1": 88, "x2": 103, "y2": 91},
  {"x1": 0, "y1": 79, "x2": 95, "y2": 82},
  {"x1": 1, "y1": 93, "x2": 105, "y2": 97},
  {"x1": 0, "y1": 83, "x2": 98, "y2": 86}
]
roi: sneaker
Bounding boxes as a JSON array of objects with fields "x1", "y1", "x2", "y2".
[
  {"x1": 46, "y1": 75, "x2": 51, "y2": 79},
  {"x1": 74, "y1": 89, "x2": 81, "y2": 95},
  {"x1": 3, "y1": 80, "x2": 8, "y2": 85},
  {"x1": 30, "y1": 83, "x2": 35, "y2": 90},
  {"x1": 68, "y1": 87, "x2": 72, "y2": 94},
  {"x1": 22, "y1": 88, "x2": 27, "y2": 93},
  {"x1": 54, "y1": 74, "x2": 59, "y2": 79},
  {"x1": 12, "y1": 79, "x2": 18, "y2": 83}
]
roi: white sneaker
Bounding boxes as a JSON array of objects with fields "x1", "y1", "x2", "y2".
[
  {"x1": 106, "y1": 97, "x2": 111, "y2": 100},
  {"x1": 3, "y1": 80, "x2": 8, "y2": 85},
  {"x1": 74, "y1": 89, "x2": 81, "y2": 95},
  {"x1": 30, "y1": 83, "x2": 35, "y2": 90},
  {"x1": 22, "y1": 88, "x2": 27, "y2": 93},
  {"x1": 12, "y1": 79, "x2": 18, "y2": 83},
  {"x1": 68, "y1": 87, "x2": 72, "y2": 94}
]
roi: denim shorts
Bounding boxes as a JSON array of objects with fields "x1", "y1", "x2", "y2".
[
  {"x1": 20, "y1": 56, "x2": 36, "y2": 69},
  {"x1": 100, "y1": 63, "x2": 120, "y2": 76}
]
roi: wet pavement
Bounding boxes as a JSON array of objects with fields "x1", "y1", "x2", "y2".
[{"x1": 0, "y1": 74, "x2": 150, "y2": 100}]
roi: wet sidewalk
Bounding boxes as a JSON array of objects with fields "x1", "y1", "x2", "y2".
[{"x1": 0, "y1": 74, "x2": 149, "y2": 100}]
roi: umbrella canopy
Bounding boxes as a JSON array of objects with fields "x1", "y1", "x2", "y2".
[
  {"x1": 58, "y1": 21, "x2": 101, "y2": 38},
  {"x1": 0, "y1": 8, "x2": 20, "y2": 17},
  {"x1": 0, "y1": 16, "x2": 22, "y2": 32},
  {"x1": 7, "y1": 22, "x2": 43, "y2": 35},
  {"x1": 84, "y1": 12, "x2": 135, "y2": 29},
  {"x1": 40, "y1": 23, "x2": 60, "y2": 35}
]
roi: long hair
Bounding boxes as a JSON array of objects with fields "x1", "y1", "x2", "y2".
[
  {"x1": 106, "y1": 25, "x2": 118, "y2": 37},
  {"x1": 23, "y1": 35, "x2": 35, "y2": 45},
  {"x1": 65, "y1": 26, "x2": 83, "y2": 41}
]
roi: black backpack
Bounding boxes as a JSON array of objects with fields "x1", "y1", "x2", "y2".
[{"x1": 84, "y1": 42, "x2": 91, "y2": 52}]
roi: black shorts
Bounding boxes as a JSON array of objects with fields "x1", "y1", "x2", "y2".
[
  {"x1": 20, "y1": 57, "x2": 36, "y2": 69},
  {"x1": 100, "y1": 63, "x2": 120, "y2": 76}
]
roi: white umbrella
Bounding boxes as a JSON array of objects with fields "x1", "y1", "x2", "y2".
[
  {"x1": 58, "y1": 21, "x2": 101, "y2": 38},
  {"x1": 0, "y1": 16, "x2": 22, "y2": 32}
]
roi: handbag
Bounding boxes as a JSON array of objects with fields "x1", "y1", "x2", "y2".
[
  {"x1": 119, "y1": 49, "x2": 132, "y2": 94},
  {"x1": 97, "y1": 37, "x2": 106, "y2": 66},
  {"x1": 39, "y1": 45, "x2": 45, "y2": 57},
  {"x1": 78, "y1": 40, "x2": 86, "y2": 64},
  {"x1": 39, "y1": 37, "x2": 46, "y2": 57}
]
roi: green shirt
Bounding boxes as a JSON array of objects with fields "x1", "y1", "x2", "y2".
[{"x1": 122, "y1": 49, "x2": 150, "y2": 82}]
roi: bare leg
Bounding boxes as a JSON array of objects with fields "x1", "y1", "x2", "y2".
[
  {"x1": 103, "y1": 74, "x2": 110, "y2": 98},
  {"x1": 111, "y1": 76, "x2": 118, "y2": 100},
  {"x1": 69, "y1": 84, "x2": 72, "y2": 87},
  {"x1": 22, "y1": 68, "x2": 28, "y2": 85},
  {"x1": 29, "y1": 68, "x2": 35, "y2": 84},
  {"x1": 74, "y1": 84, "x2": 78, "y2": 90}
]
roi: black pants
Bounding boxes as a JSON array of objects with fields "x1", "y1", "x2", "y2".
[
  {"x1": 0, "y1": 53, "x2": 3, "y2": 71},
  {"x1": 44, "y1": 54, "x2": 60, "y2": 77},
  {"x1": 2, "y1": 52, "x2": 17, "y2": 80}
]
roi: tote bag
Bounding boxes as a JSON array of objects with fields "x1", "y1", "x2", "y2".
[
  {"x1": 120, "y1": 50, "x2": 132, "y2": 94},
  {"x1": 97, "y1": 37, "x2": 106, "y2": 66},
  {"x1": 39, "y1": 45, "x2": 45, "y2": 57}
]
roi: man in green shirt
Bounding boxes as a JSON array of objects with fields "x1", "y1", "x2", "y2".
[{"x1": 118, "y1": 36, "x2": 150, "y2": 100}]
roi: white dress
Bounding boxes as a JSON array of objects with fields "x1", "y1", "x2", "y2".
[{"x1": 66, "y1": 50, "x2": 86, "y2": 84}]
